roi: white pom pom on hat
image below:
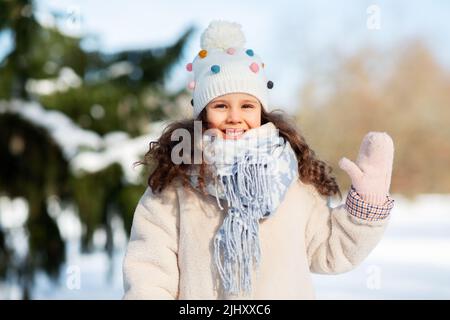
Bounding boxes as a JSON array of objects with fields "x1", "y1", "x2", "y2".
[
  {"x1": 200, "y1": 20, "x2": 246, "y2": 50},
  {"x1": 186, "y1": 20, "x2": 273, "y2": 118}
]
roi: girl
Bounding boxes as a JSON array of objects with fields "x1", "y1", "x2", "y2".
[{"x1": 122, "y1": 20, "x2": 395, "y2": 300}]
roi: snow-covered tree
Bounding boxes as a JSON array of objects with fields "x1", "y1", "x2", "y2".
[{"x1": 0, "y1": 0, "x2": 193, "y2": 298}]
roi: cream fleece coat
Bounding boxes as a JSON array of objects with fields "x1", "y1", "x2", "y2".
[{"x1": 122, "y1": 178, "x2": 390, "y2": 300}]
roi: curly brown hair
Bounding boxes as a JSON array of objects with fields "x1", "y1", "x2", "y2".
[{"x1": 136, "y1": 107, "x2": 342, "y2": 200}]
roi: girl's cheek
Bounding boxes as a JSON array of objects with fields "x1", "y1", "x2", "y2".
[{"x1": 250, "y1": 117, "x2": 262, "y2": 129}]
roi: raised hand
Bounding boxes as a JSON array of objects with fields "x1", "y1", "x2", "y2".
[{"x1": 338, "y1": 132, "x2": 394, "y2": 205}]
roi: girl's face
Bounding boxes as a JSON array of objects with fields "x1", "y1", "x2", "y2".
[{"x1": 205, "y1": 93, "x2": 262, "y2": 140}]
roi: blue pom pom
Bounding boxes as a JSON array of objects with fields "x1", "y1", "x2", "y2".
[
  {"x1": 246, "y1": 49, "x2": 254, "y2": 56},
  {"x1": 211, "y1": 65, "x2": 221, "y2": 74}
]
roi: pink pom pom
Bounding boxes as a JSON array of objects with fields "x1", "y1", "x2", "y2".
[
  {"x1": 249, "y1": 62, "x2": 259, "y2": 73},
  {"x1": 186, "y1": 63, "x2": 193, "y2": 72},
  {"x1": 187, "y1": 80, "x2": 195, "y2": 90},
  {"x1": 226, "y1": 48, "x2": 236, "y2": 55}
]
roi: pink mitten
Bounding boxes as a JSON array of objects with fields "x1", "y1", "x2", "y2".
[{"x1": 338, "y1": 132, "x2": 394, "y2": 205}]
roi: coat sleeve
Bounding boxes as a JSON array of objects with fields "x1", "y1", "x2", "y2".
[
  {"x1": 122, "y1": 186, "x2": 180, "y2": 299},
  {"x1": 305, "y1": 185, "x2": 394, "y2": 274}
]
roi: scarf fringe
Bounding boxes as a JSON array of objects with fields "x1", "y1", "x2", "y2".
[{"x1": 213, "y1": 156, "x2": 270, "y2": 295}]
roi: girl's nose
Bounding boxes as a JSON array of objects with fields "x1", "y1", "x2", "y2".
[{"x1": 226, "y1": 107, "x2": 242, "y2": 123}]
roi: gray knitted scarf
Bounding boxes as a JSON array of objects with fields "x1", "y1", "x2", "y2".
[{"x1": 189, "y1": 122, "x2": 299, "y2": 296}]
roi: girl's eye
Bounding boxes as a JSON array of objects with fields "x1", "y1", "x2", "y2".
[
  {"x1": 214, "y1": 104, "x2": 226, "y2": 109},
  {"x1": 242, "y1": 104, "x2": 254, "y2": 108}
]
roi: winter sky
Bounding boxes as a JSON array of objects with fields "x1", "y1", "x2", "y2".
[{"x1": 1, "y1": 0, "x2": 450, "y2": 113}]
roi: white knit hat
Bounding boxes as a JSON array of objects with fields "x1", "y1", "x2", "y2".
[{"x1": 186, "y1": 20, "x2": 273, "y2": 118}]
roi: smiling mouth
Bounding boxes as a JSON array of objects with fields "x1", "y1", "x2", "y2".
[{"x1": 222, "y1": 128, "x2": 246, "y2": 139}]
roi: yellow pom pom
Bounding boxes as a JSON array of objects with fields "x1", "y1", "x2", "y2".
[{"x1": 199, "y1": 50, "x2": 208, "y2": 58}]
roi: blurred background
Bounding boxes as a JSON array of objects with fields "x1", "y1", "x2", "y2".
[{"x1": 0, "y1": 0, "x2": 449, "y2": 299}]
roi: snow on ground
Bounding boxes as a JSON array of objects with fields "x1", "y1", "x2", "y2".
[
  {"x1": 3, "y1": 192, "x2": 443, "y2": 300},
  {"x1": 312, "y1": 193, "x2": 450, "y2": 299}
]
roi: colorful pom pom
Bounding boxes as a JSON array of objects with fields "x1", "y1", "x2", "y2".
[
  {"x1": 199, "y1": 50, "x2": 208, "y2": 58},
  {"x1": 226, "y1": 48, "x2": 236, "y2": 55},
  {"x1": 186, "y1": 63, "x2": 193, "y2": 72},
  {"x1": 246, "y1": 49, "x2": 254, "y2": 56},
  {"x1": 211, "y1": 65, "x2": 220, "y2": 74},
  {"x1": 249, "y1": 62, "x2": 259, "y2": 73},
  {"x1": 188, "y1": 80, "x2": 196, "y2": 90},
  {"x1": 267, "y1": 81, "x2": 274, "y2": 89},
  {"x1": 190, "y1": 99, "x2": 194, "y2": 106}
]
